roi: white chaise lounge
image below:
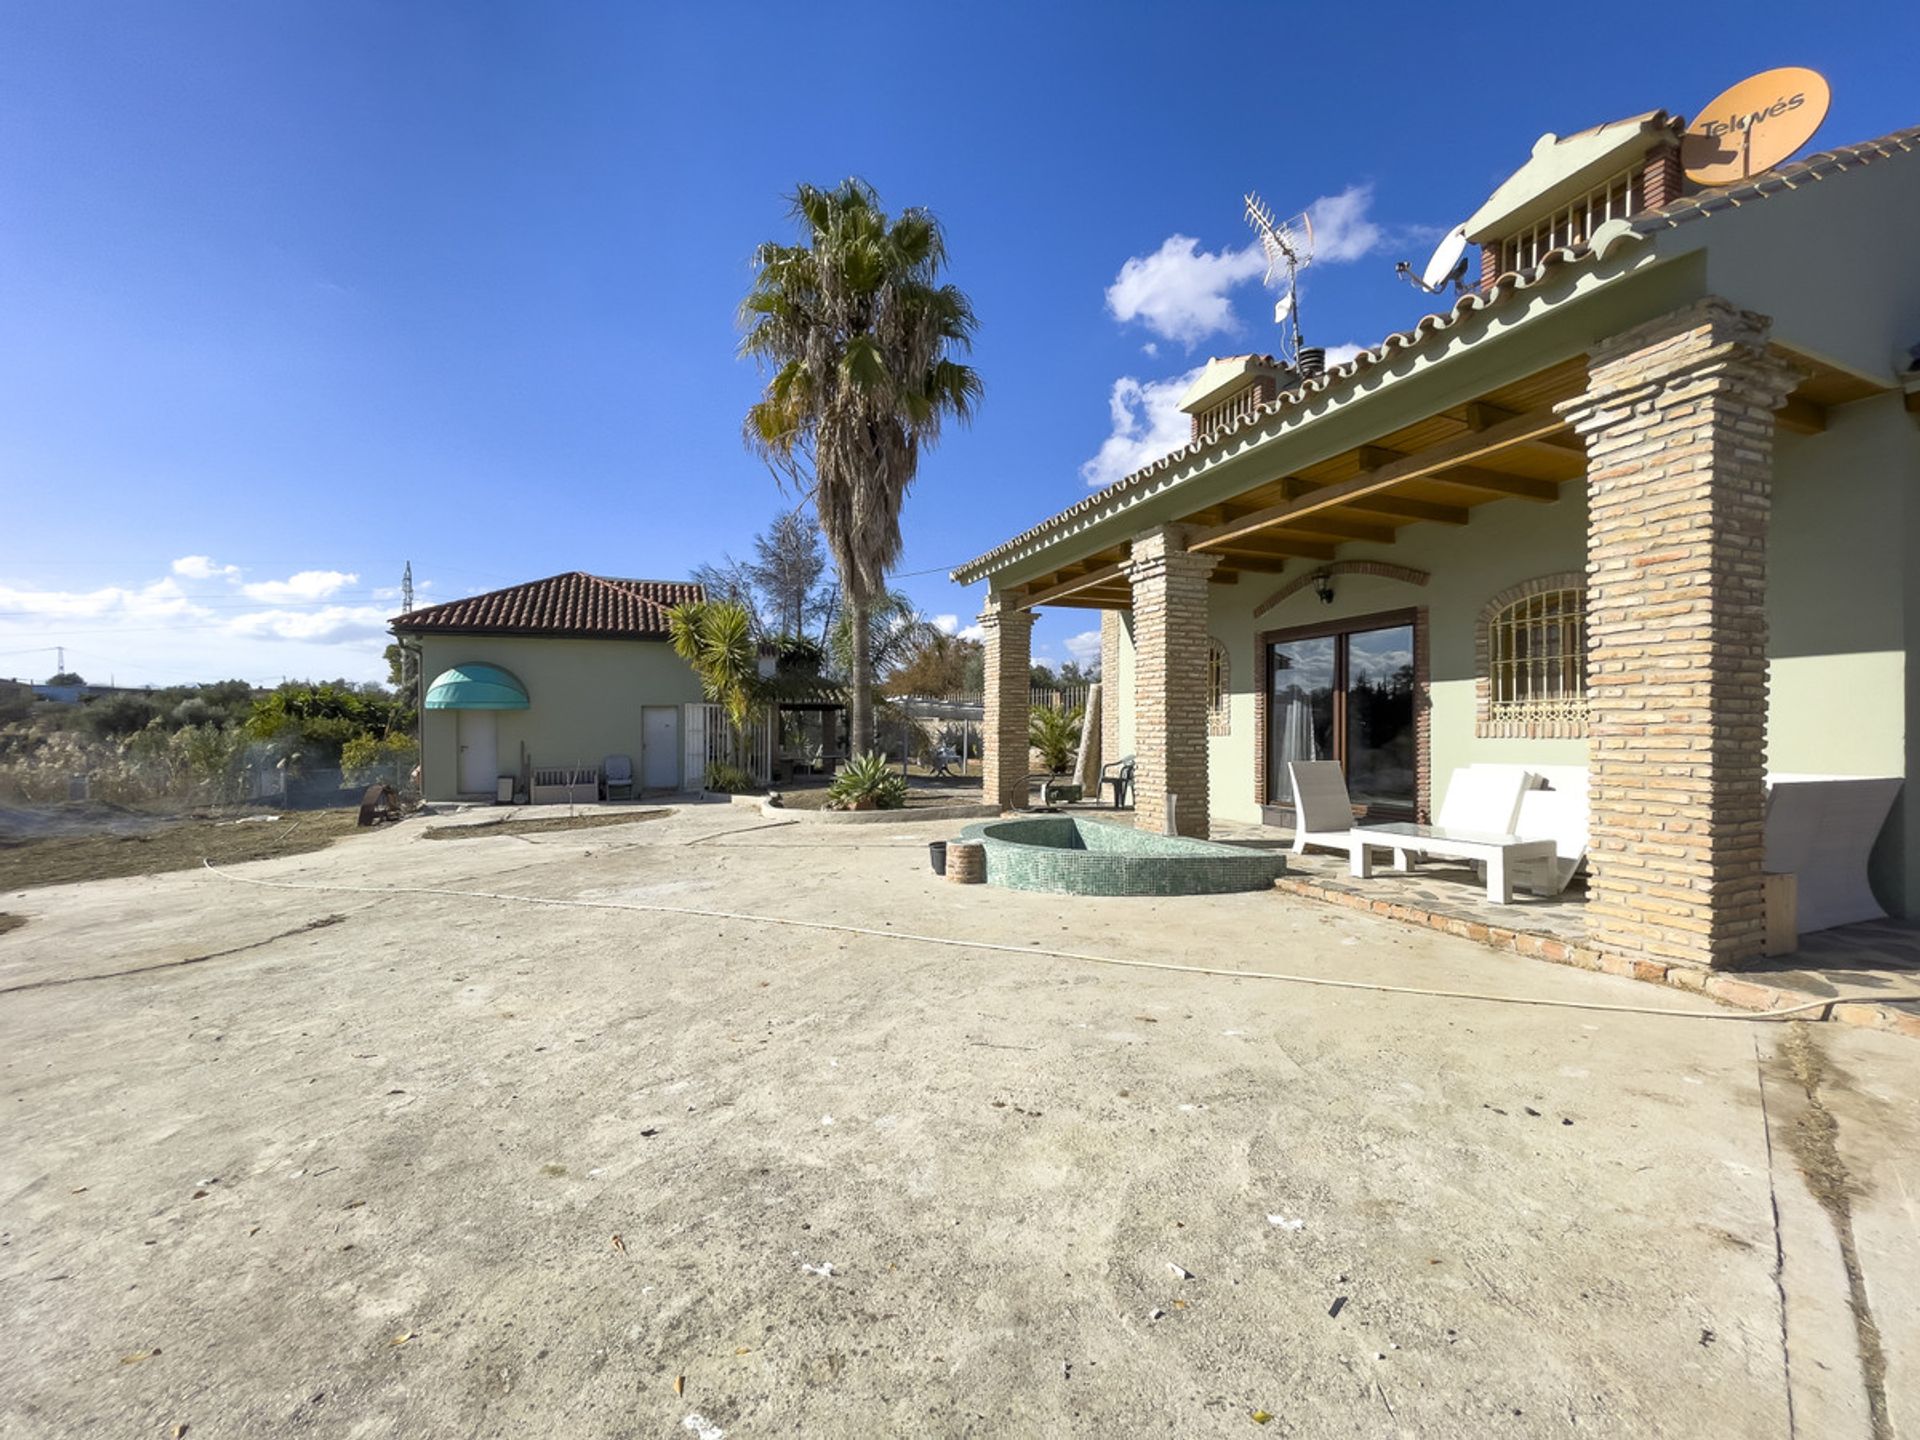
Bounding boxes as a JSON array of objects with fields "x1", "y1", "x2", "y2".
[
  {"x1": 1286, "y1": 760, "x2": 1356, "y2": 855},
  {"x1": 1765, "y1": 774, "x2": 1903, "y2": 932}
]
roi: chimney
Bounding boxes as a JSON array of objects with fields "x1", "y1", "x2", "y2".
[{"x1": 1178, "y1": 355, "x2": 1293, "y2": 443}]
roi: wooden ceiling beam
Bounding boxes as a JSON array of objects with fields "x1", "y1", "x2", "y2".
[
  {"x1": 1208, "y1": 551, "x2": 1295, "y2": 572},
  {"x1": 1271, "y1": 514, "x2": 1398, "y2": 544},
  {"x1": 1428, "y1": 466, "x2": 1564, "y2": 501},
  {"x1": 1339, "y1": 493, "x2": 1470, "y2": 525},
  {"x1": 1188, "y1": 405, "x2": 1567, "y2": 553},
  {"x1": 1456, "y1": 399, "x2": 1516, "y2": 431},
  {"x1": 1214, "y1": 536, "x2": 1335, "y2": 562},
  {"x1": 1777, "y1": 395, "x2": 1828, "y2": 434},
  {"x1": 1015, "y1": 561, "x2": 1129, "y2": 609}
]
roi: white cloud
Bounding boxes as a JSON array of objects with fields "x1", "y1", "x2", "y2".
[
  {"x1": 171, "y1": 555, "x2": 240, "y2": 581},
  {"x1": 240, "y1": 569, "x2": 358, "y2": 603},
  {"x1": 1064, "y1": 630, "x2": 1103, "y2": 667},
  {"x1": 1080, "y1": 365, "x2": 1203, "y2": 490},
  {"x1": 1104, "y1": 185, "x2": 1389, "y2": 351},
  {"x1": 0, "y1": 560, "x2": 395, "y2": 686},
  {"x1": 1306, "y1": 184, "x2": 1384, "y2": 262},
  {"x1": 226, "y1": 605, "x2": 391, "y2": 643},
  {"x1": 0, "y1": 577, "x2": 201, "y2": 623},
  {"x1": 930, "y1": 613, "x2": 985, "y2": 642},
  {"x1": 1105, "y1": 236, "x2": 1266, "y2": 347},
  {"x1": 1323, "y1": 341, "x2": 1367, "y2": 368}
]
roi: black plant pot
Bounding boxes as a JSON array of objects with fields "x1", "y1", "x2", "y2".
[{"x1": 928, "y1": 840, "x2": 948, "y2": 876}]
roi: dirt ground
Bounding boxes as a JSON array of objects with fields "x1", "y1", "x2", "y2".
[
  {"x1": 1, "y1": 801, "x2": 1915, "y2": 1437},
  {"x1": 420, "y1": 810, "x2": 669, "y2": 842},
  {"x1": 0, "y1": 803, "x2": 365, "y2": 892}
]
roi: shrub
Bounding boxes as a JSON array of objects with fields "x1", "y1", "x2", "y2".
[
  {"x1": 825, "y1": 751, "x2": 908, "y2": 810},
  {"x1": 85, "y1": 693, "x2": 162, "y2": 738},
  {"x1": 704, "y1": 762, "x2": 759, "y2": 794},
  {"x1": 341, "y1": 733, "x2": 421, "y2": 789}
]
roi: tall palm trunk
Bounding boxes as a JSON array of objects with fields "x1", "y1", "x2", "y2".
[{"x1": 847, "y1": 594, "x2": 872, "y2": 755}]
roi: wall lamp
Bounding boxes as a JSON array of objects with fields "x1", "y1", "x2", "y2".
[{"x1": 1313, "y1": 571, "x2": 1336, "y2": 605}]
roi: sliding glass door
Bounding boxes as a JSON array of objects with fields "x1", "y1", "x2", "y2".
[{"x1": 1267, "y1": 611, "x2": 1417, "y2": 819}]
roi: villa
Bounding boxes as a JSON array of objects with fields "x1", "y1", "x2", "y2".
[{"x1": 953, "y1": 110, "x2": 1920, "y2": 975}]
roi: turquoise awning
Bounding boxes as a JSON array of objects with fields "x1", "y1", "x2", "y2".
[{"x1": 424, "y1": 663, "x2": 530, "y2": 710}]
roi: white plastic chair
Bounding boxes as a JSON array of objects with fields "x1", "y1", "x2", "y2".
[
  {"x1": 603, "y1": 754, "x2": 635, "y2": 801},
  {"x1": 1286, "y1": 760, "x2": 1356, "y2": 855}
]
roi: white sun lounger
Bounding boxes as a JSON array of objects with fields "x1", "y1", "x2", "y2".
[
  {"x1": 1286, "y1": 760, "x2": 1356, "y2": 855},
  {"x1": 1764, "y1": 775, "x2": 1902, "y2": 932}
]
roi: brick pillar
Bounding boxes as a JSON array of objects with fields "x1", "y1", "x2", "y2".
[
  {"x1": 1099, "y1": 608, "x2": 1122, "y2": 766},
  {"x1": 1558, "y1": 298, "x2": 1801, "y2": 971},
  {"x1": 979, "y1": 592, "x2": 1035, "y2": 811},
  {"x1": 1125, "y1": 526, "x2": 1218, "y2": 837}
]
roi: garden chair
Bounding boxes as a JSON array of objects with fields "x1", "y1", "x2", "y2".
[
  {"x1": 1285, "y1": 760, "x2": 1356, "y2": 855},
  {"x1": 602, "y1": 754, "x2": 636, "y2": 801},
  {"x1": 1100, "y1": 755, "x2": 1135, "y2": 809}
]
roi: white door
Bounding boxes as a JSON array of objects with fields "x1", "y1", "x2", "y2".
[
  {"x1": 643, "y1": 707, "x2": 680, "y2": 790},
  {"x1": 458, "y1": 710, "x2": 498, "y2": 794}
]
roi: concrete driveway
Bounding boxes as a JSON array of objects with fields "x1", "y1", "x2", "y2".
[{"x1": 2, "y1": 803, "x2": 1914, "y2": 1437}]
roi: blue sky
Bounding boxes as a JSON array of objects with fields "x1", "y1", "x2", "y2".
[{"x1": 4, "y1": 2, "x2": 1913, "y2": 686}]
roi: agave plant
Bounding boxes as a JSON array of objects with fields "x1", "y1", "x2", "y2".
[{"x1": 825, "y1": 750, "x2": 908, "y2": 811}]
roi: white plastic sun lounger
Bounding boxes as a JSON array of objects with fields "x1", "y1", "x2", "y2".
[
  {"x1": 1286, "y1": 761, "x2": 1356, "y2": 855},
  {"x1": 1764, "y1": 775, "x2": 1902, "y2": 932}
]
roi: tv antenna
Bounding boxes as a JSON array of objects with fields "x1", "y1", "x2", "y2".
[
  {"x1": 1397, "y1": 223, "x2": 1471, "y2": 296},
  {"x1": 1244, "y1": 192, "x2": 1314, "y2": 364}
]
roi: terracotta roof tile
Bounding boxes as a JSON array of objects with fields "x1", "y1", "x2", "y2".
[
  {"x1": 951, "y1": 123, "x2": 1920, "y2": 584},
  {"x1": 390, "y1": 572, "x2": 704, "y2": 639}
]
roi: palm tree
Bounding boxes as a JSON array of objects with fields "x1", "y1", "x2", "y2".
[
  {"x1": 667, "y1": 600, "x2": 762, "y2": 766},
  {"x1": 740, "y1": 179, "x2": 981, "y2": 754},
  {"x1": 828, "y1": 589, "x2": 939, "y2": 687}
]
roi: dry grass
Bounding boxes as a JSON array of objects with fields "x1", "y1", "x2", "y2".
[{"x1": 0, "y1": 806, "x2": 367, "y2": 893}]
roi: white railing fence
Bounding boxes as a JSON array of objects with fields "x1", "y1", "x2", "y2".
[
  {"x1": 1030, "y1": 684, "x2": 1090, "y2": 714},
  {"x1": 683, "y1": 703, "x2": 775, "y2": 790}
]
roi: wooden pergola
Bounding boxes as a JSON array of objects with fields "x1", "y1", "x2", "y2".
[{"x1": 1004, "y1": 354, "x2": 1852, "y2": 612}]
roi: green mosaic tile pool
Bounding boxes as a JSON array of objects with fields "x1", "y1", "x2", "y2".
[{"x1": 957, "y1": 817, "x2": 1287, "y2": 896}]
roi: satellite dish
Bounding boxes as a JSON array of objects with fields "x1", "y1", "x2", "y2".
[
  {"x1": 1244, "y1": 191, "x2": 1315, "y2": 363},
  {"x1": 1396, "y1": 224, "x2": 1470, "y2": 295},
  {"x1": 1683, "y1": 67, "x2": 1830, "y2": 185}
]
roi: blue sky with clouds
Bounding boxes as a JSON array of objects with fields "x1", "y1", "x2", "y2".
[{"x1": 4, "y1": 1, "x2": 1914, "y2": 686}]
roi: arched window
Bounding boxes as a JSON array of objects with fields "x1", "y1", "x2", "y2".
[
  {"x1": 1477, "y1": 575, "x2": 1587, "y2": 737},
  {"x1": 1207, "y1": 638, "x2": 1230, "y2": 736}
]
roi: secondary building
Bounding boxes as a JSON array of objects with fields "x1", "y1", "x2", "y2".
[
  {"x1": 391, "y1": 572, "x2": 708, "y2": 801},
  {"x1": 954, "y1": 109, "x2": 1920, "y2": 974}
]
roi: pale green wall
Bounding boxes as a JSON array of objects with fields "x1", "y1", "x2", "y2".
[
  {"x1": 1185, "y1": 486, "x2": 1590, "y2": 827},
  {"x1": 1768, "y1": 392, "x2": 1917, "y2": 909},
  {"x1": 1665, "y1": 155, "x2": 1920, "y2": 383},
  {"x1": 1094, "y1": 388, "x2": 1920, "y2": 911},
  {"x1": 416, "y1": 634, "x2": 704, "y2": 800}
]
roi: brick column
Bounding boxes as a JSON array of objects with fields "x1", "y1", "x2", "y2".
[
  {"x1": 1558, "y1": 298, "x2": 1801, "y2": 971},
  {"x1": 978, "y1": 592, "x2": 1035, "y2": 811},
  {"x1": 1099, "y1": 609, "x2": 1122, "y2": 766},
  {"x1": 1125, "y1": 526, "x2": 1218, "y2": 837}
]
